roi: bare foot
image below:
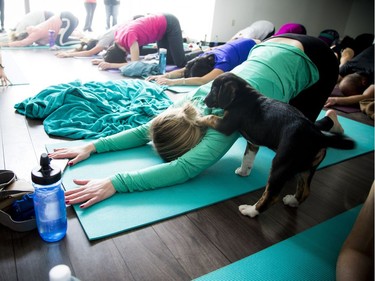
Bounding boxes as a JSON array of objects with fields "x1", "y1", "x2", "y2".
[{"x1": 326, "y1": 109, "x2": 344, "y2": 134}]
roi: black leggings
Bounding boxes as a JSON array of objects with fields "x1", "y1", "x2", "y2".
[
  {"x1": 56, "y1": 11, "x2": 80, "y2": 46},
  {"x1": 269, "y1": 34, "x2": 339, "y2": 124},
  {"x1": 157, "y1": 14, "x2": 187, "y2": 67}
]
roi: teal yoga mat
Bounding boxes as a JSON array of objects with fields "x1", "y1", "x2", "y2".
[
  {"x1": 45, "y1": 113, "x2": 374, "y2": 240},
  {"x1": 194, "y1": 205, "x2": 362, "y2": 281},
  {"x1": 1, "y1": 44, "x2": 78, "y2": 50}
]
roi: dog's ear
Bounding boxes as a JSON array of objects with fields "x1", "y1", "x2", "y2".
[{"x1": 217, "y1": 79, "x2": 238, "y2": 109}]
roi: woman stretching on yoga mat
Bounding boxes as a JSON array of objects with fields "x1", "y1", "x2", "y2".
[
  {"x1": 146, "y1": 38, "x2": 257, "y2": 86},
  {"x1": 55, "y1": 16, "x2": 144, "y2": 58},
  {"x1": 55, "y1": 25, "x2": 117, "y2": 58},
  {"x1": 91, "y1": 13, "x2": 187, "y2": 70},
  {"x1": 0, "y1": 11, "x2": 80, "y2": 47},
  {"x1": 49, "y1": 34, "x2": 344, "y2": 209}
]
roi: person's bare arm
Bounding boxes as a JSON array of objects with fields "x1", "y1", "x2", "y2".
[
  {"x1": 96, "y1": 42, "x2": 140, "y2": 70},
  {"x1": 146, "y1": 68, "x2": 186, "y2": 82},
  {"x1": 336, "y1": 183, "x2": 374, "y2": 281},
  {"x1": 129, "y1": 41, "x2": 140, "y2": 62},
  {"x1": 153, "y1": 68, "x2": 224, "y2": 86},
  {"x1": 98, "y1": 61, "x2": 127, "y2": 70},
  {"x1": 56, "y1": 45, "x2": 105, "y2": 58},
  {"x1": 325, "y1": 84, "x2": 374, "y2": 107}
]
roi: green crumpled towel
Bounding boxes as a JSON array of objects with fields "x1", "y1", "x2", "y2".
[{"x1": 14, "y1": 79, "x2": 172, "y2": 139}]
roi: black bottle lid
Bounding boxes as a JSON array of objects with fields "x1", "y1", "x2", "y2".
[{"x1": 31, "y1": 153, "x2": 61, "y2": 185}]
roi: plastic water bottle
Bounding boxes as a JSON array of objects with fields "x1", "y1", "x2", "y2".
[
  {"x1": 48, "y1": 29, "x2": 55, "y2": 48},
  {"x1": 158, "y1": 48, "x2": 167, "y2": 74},
  {"x1": 49, "y1": 264, "x2": 80, "y2": 281},
  {"x1": 32, "y1": 153, "x2": 67, "y2": 242}
]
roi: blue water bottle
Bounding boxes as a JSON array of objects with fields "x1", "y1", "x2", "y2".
[
  {"x1": 32, "y1": 153, "x2": 67, "y2": 242},
  {"x1": 158, "y1": 48, "x2": 167, "y2": 74}
]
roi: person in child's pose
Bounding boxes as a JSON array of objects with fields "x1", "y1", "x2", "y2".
[
  {"x1": 146, "y1": 38, "x2": 257, "y2": 86},
  {"x1": 56, "y1": 16, "x2": 144, "y2": 58},
  {"x1": 91, "y1": 13, "x2": 187, "y2": 70},
  {"x1": 273, "y1": 22, "x2": 307, "y2": 36},
  {"x1": 230, "y1": 20, "x2": 275, "y2": 41},
  {"x1": 0, "y1": 11, "x2": 80, "y2": 47},
  {"x1": 325, "y1": 44, "x2": 374, "y2": 108},
  {"x1": 49, "y1": 34, "x2": 343, "y2": 209},
  {"x1": 56, "y1": 25, "x2": 118, "y2": 58}
]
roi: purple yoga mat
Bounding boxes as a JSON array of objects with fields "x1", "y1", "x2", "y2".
[{"x1": 330, "y1": 86, "x2": 361, "y2": 113}]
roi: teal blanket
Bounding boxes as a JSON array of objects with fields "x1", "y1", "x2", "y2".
[{"x1": 14, "y1": 79, "x2": 172, "y2": 139}]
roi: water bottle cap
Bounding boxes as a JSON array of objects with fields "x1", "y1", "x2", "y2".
[
  {"x1": 49, "y1": 264, "x2": 72, "y2": 281},
  {"x1": 31, "y1": 153, "x2": 61, "y2": 185},
  {"x1": 159, "y1": 48, "x2": 167, "y2": 54}
]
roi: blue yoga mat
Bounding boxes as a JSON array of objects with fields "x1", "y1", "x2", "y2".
[
  {"x1": 45, "y1": 113, "x2": 374, "y2": 240},
  {"x1": 194, "y1": 205, "x2": 362, "y2": 281}
]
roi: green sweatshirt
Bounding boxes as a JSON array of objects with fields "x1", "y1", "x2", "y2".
[{"x1": 93, "y1": 41, "x2": 319, "y2": 193}]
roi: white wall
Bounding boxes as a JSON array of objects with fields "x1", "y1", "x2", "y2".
[
  {"x1": 344, "y1": 0, "x2": 374, "y2": 36},
  {"x1": 4, "y1": 0, "x2": 374, "y2": 43},
  {"x1": 211, "y1": 0, "x2": 373, "y2": 42},
  {"x1": 5, "y1": 0, "x2": 215, "y2": 42}
]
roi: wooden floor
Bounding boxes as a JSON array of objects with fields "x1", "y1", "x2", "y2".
[{"x1": 0, "y1": 48, "x2": 373, "y2": 281}]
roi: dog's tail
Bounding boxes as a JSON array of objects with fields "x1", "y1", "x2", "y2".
[{"x1": 322, "y1": 132, "x2": 356, "y2": 150}]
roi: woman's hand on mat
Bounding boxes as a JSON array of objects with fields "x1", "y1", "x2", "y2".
[
  {"x1": 147, "y1": 76, "x2": 175, "y2": 86},
  {"x1": 146, "y1": 74, "x2": 166, "y2": 82},
  {"x1": 55, "y1": 51, "x2": 72, "y2": 58},
  {"x1": 91, "y1": 58, "x2": 103, "y2": 65},
  {"x1": 324, "y1": 97, "x2": 338, "y2": 107},
  {"x1": 97, "y1": 61, "x2": 117, "y2": 71},
  {"x1": 48, "y1": 143, "x2": 96, "y2": 166},
  {"x1": 65, "y1": 178, "x2": 116, "y2": 208}
]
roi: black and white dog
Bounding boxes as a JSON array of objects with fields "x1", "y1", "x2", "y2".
[{"x1": 198, "y1": 73, "x2": 355, "y2": 217}]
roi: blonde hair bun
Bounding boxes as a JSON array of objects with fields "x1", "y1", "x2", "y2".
[{"x1": 151, "y1": 103, "x2": 206, "y2": 162}]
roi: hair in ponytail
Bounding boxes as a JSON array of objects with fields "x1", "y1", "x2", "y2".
[{"x1": 150, "y1": 103, "x2": 207, "y2": 162}]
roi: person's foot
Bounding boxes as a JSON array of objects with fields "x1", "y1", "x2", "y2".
[{"x1": 326, "y1": 109, "x2": 344, "y2": 134}]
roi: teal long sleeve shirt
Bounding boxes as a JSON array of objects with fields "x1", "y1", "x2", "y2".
[
  {"x1": 93, "y1": 41, "x2": 319, "y2": 193},
  {"x1": 93, "y1": 81, "x2": 240, "y2": 193}
]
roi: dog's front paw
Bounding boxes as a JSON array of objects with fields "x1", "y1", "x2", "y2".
[
  {"x1": 235, "y1": 167, "x2": 251, "y2": 177},
  {"x1": 239, "y1": 204, "x2": 259, "y2": 218},
  {"x1": 282, "y1": 195, "x2": 299, "y2": 207}
]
